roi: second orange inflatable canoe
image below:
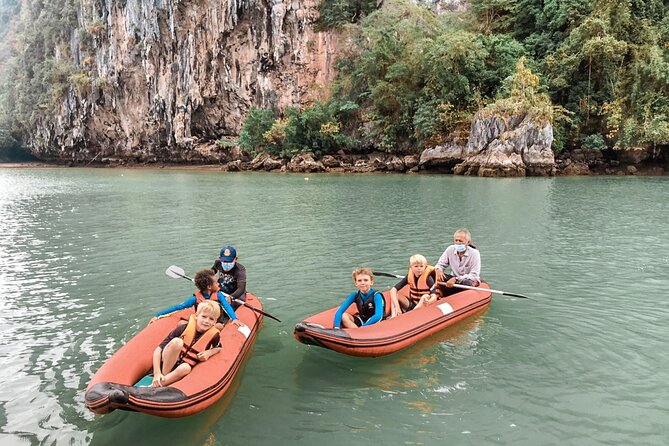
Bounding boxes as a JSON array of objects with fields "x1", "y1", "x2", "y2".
[
  {"x1": 294, "y1": 284, "x2": 491, "y2": 357},
  {"x1": 84, "y1": 293, "x2": 263, "y2": 418}
]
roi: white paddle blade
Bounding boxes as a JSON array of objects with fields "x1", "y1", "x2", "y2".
[{"x1": 165, "y1": 265, "x2": 186, "y2": 279}]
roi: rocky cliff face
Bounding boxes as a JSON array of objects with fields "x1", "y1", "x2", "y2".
[
  {"x1": 420, "y1": 113, "x2": 555, "y2": 176},
  {"x1": 31, "y1": 0, "x2": 342, "y2": 162}
]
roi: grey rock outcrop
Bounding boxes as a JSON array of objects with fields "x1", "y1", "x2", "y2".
[
  {"x1": 287, "y1": 152, "x2": 325, "y2": 172},
  {"x1": 403, "y1": 155, "x2": 419, "y2": 170},
  {"x1": 419, "y1": 143, "x2": 466, "y2": 171},
  {"x1": 321, "y1": 155, "x2": 340, "y2": 168},
  {"x1": 422, "y1": 113, "x2": 555, "y2": 176},
  {"x1": 456, "y1": 114, "x2": 554, "y2": 176},
  {"x1": 613, "y1": 147, "x2": 650, "y2": 164},
  {"x1": 250, "y1": 151, "x2": 285, "y2": 171},
  {"x1": 559, "y1": 160, "x2": 591, "y2": 175}
]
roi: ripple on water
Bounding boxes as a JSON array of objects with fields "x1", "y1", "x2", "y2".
[{"x1": 1, "y1": 171, "x2": 669, "y2": 445}]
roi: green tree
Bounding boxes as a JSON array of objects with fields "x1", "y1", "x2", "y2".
[
  {"x1": 317, "y1": 0, "x2": 379, "y2": 29},
  {"x1": 237, "y1": 108, "x2": 276, "y2": 154},
  {"x1": 282, "y1": 101, "x2": 358, "y2": 157},
  {"x1": 484, "y1": 57, "x2": 555, "y2": 121},
  {"x1": 469, "y1": 0, "x2": 516, "y2": 35},
  {"x1": 513, "y1": 0, "x2": 592, "y2": 59}
]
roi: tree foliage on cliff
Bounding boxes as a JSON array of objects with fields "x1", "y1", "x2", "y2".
[
  {"x1": 321, "y1": 0, "x2": 526, "y2": 152},
  {"x1": 272, "y1": 0, "x2": 668, "y2": 154},
  {"x1": 1, "y1": 0, "x2": 667, "y2": 156},
  {"x1": 0, "y1": 0, "x2": 20, "y2": 40},
  {"x1": 317, "y1": 0, "x2": 380, "y2": 29},
  {"x1": 0, "y1": 0, "x2": 86, "y2": 152},
  {"x1": 239, "y1": 102, "x2": 359, "y2": 158}
]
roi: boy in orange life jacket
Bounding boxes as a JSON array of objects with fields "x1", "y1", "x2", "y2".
[
  {"x1": 151, "y1": 301, "x2": 222, "y2": 388},
  {"x1": 388, "y1": 254, "x2": 437, "y2": 317}
]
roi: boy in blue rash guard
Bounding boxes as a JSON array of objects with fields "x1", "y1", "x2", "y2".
[
  {"x1": 334, "y1": 268, "x2": 385, "y2": 329},
  {"x1": 149, "y1": 269, "x2": 244, "y2": 330}
]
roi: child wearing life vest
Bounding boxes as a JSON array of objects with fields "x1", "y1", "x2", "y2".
[
  {"x1": 333, "y1": 267, "x2": 385, "y2": 329},
  {"x1": 150, "y1": 269, "x2": 242, "y2": 330},
  {"x1": 151, "y1": 300, "x2": 222, "y2": 387},
  {"x1": 388, "y1": 254, "x2": 438, "y2": 317}
]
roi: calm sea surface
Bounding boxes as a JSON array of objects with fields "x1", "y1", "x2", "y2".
[{"x1": 0, "y1": 168, "x2": 667, "y2": 446}]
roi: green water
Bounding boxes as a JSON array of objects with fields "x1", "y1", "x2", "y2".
[{"x1": 0, "y1": 168, "x2": 667, "y2": 446}]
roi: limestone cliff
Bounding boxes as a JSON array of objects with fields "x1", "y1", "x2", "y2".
[{"x1": 31, "y1": 0, "x2": 343, "y2": 162}]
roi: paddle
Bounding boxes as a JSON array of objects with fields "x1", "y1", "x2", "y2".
[
  {"x1": 166, "y1": 265, "x2": 195, "y2": 281},
  {"x1": 165, "y1": 265, "x2": 282, "y2": 322},
  {"x1": 373, "y1": 270, "x2": 534, "y2": 300},
  {"x1": 436, "y1": 281, "x2": 535, "y2": 300},
  {"x1": 372, "y1": 271, "x2": 403, "y2": 279}
]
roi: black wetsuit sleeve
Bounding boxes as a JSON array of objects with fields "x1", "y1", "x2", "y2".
[
  {"x1": 229, "y1": 264, "x2": 247, "y2": 300},
  {"x1": 158, "y1": 324, "x2": 187, "y2": 350},
  {"x1": 393, "y1": 277, "x2": 408, "y2": 290}
]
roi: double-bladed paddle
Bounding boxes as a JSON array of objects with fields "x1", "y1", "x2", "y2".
[
  {"x1": 372, "y1": 271, "x2": 404, "y2": 279},
  {"x1": 165, "y1": 265, "x2": 282, "y2": 322},
  {"x1": 166, "y1": 265, "x2": 195, "y2": 281},
  {"x1": 373, "y1": 270, "x2": 535, "y2": 301}
]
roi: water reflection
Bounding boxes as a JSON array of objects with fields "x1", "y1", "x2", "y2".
[{"x1": 1, "y1": 170, "x2": 668, "y2": 445}]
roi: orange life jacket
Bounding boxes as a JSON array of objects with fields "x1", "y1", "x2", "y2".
[
  {"x1": 406, "y1": 265, "x2": 435, "y2": 302},
  {"x1": 178, "y1": 315, "x2": 219, "y2": 367},
  {"x1": 194, "y1": 290, "x2": 221, "y2": 305}
]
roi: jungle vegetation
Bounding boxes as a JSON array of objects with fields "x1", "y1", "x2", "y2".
[
  {"x1": 240, "y1": 0, "x2": 669, "y2": 157},
  {"x1": 0, "y1": 0, "x2": 668, "y2": 158}
]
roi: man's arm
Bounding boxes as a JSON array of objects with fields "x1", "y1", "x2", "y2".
[
  {"x1": 435, "y1": 248, "x2": 451, "y2": 271},
  {"x1": 435, "y1": 248, "x2": 451, "y2": 282},
  {"x1": 229, "y1": 265, "x2": 247, "y2": 300}
]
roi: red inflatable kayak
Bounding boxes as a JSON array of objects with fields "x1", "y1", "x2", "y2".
[
  {"x1": 85, "y1": 293, "x2": 263, "y2": 418},
  {"x1": 294, "y1": 285, "x2": 491, "y2": 357}
]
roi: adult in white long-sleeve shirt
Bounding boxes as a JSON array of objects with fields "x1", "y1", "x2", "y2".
[{"x1": 435, "y1": 228, "x2": 481, "y2": 296}]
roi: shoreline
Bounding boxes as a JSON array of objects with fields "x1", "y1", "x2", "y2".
[{"x1": 1, "y1": 159, "x2": 666, "y2": 176}]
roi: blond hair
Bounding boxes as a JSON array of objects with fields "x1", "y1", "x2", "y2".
[
  {"x1": 352, "y1": 267, "x2": 374, "y2": 282},
  {"x1": 409, "y1": 254, "x2": 428, "y2": 266},
  {"x1": 196, "y1": 300, "x2": 221, "y2": 320}
]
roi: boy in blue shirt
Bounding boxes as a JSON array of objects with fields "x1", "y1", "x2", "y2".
[
  {"x1": 150, "y1": 269, "x2": 243, "y2": 330},
  {"x1": 334, "y1": 268, "x2": 385, "y2": 329}
]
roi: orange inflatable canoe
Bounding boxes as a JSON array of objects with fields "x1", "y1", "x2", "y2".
[
  {"x1": 294, "y1": 285, "x2": 491, "y2": 357},
  {"x1": 85, "y1": 293, "x2": 263, "y2": 418}
]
